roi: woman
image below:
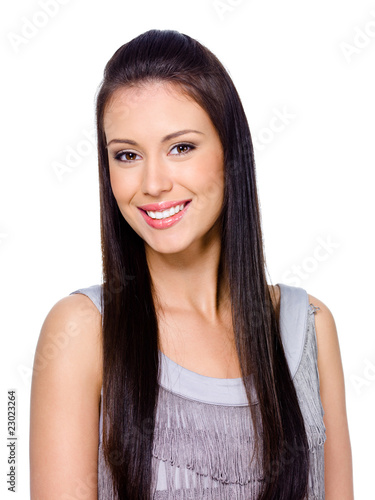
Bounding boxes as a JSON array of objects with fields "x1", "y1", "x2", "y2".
[{"x1": 30, "y1": 29, "x2": 353, "y2": 499}]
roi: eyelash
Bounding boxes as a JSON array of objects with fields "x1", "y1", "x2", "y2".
[{"x1": 113, "y1": 143, "x2": 196, "y2": 163}]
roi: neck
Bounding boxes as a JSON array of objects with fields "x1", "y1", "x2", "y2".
[{"x1": 145, "y1": 235, "x2": 230, "y2": 324}]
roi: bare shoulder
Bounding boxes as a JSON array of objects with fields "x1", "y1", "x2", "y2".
[
  {"x1": 30, "y1": 292, "x2": 102, "y2": 499},
  {"x1": 306, "y1": 292, "x2": 340, "y2": 395},
  {"x1": 36, "y1": 292, "x2": 103, "y2": 393},
  {"x1": 307, "y1": 293, "x2": 336, "y2": 335},
  {"x1": 306, "y1": 293, "x2": 342, "y2": 374},
  {"x1": 306, "y1": 292, "x2": 354, "y2": 499}
]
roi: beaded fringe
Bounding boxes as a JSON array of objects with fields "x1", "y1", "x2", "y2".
[
  {"x1": 98, "y1": 304, "x2": 326, "y2": 499},
  {"x1": 150, "y1": 387, "x2": 264, "y2": 499}
]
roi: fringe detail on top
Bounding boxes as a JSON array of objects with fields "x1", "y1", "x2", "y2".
[
  {"x1": 150, "y1": 389, "x2": 264, "y2": 499},
  {"x1": 150, "y1": 304, "x2": 326, "y2": 499},
  {"x1": 98, "y1": 303, "x2": 326, "y2": 500},
  {"x1": 292, "y1": 304, "x2": 327, "y2": 499}
]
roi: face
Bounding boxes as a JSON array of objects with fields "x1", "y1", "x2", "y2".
[{"x1": 103, "y1": 81, "x2": 225, "y2": 256}]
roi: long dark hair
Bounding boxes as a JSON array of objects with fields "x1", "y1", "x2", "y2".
[{"x1": 95, "y1": 29, "x2": 309, "y2": 499}]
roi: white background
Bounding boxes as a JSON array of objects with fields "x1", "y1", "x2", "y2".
[{"x1": 1, "y1": 0, "x2": 374, "y2": 497}]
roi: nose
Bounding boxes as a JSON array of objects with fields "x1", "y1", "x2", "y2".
[{"x1": 141, "y1": 156, "x2": 173, "y2": 197}]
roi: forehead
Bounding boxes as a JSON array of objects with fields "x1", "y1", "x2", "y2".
[
  {"x1": 103, "y1": 81, "x2": 214, "y2": 141},
  {"x1": 104, "y1": 81, "x2": 196, "y2": 117}
]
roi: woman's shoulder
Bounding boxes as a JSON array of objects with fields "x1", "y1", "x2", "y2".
[
  {"x1": 44, "y1": 291, "x2": 102, "y2": 340},
  {"x1": 30, "y1": 291, "x2": 103, "y2": 498},
  {"x1": 276, "y1": 284, "x2": 336, "y2": 348},
  {"x1": 36, "y1": 291, "x2": 103, "y2": 394},
  {"x1": 305, "y1": 292, "x2": 354, "y2": 496},
  {"x1": 306, "y1": 292, "x2": 337, "y2": 347},
  {"x1": 306, "y1": 292, "x2": 339, "y2": 366}
]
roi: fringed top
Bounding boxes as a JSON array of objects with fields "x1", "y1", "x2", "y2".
[{"x1": 70, "y1": 283, "x2": 326, "y2": 499}]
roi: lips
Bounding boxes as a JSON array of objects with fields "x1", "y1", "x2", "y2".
[
  {"x1": 138, "y1": 200, "x2": 191, "y2": 229},
  {"x1": 137, "y1": 199, "x2": 192, "y2": 212}
]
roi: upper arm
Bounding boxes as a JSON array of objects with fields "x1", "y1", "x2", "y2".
[
  {"x1": 30, "y1": 293, "x2": 103, "y2": 500},
  {"x1": 307, "y1": 293, "x2": 354, "y2": 500}
]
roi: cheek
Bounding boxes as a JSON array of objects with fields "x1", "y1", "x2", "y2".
[
  {"x1": 189, "y1": 158, "x2": 224, "y2": 213},
  {"x1": 201, "y1": 157, "x2": 225, "y2": 201},
  {"x1": 207, "y1": 169, "x2": 224, "y2": 199},
  {"x1": 108, "y1": 169, "x2": 137, "y2": 228},
  {"x1": 108, "y1": 167, "x2": 135, "y2": 205}
]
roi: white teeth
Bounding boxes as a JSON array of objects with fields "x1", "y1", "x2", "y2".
[{"x1": 146, "y1": 203, "x2": 187, "y2": 220}]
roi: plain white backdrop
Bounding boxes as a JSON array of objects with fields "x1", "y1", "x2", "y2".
[{"x1": 1, "y1": 0, "x2": 374, "y2": 497}]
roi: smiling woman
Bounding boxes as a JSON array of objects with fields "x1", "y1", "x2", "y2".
[
  {"x1": 104, "y1": 82, "x2": 224, "y2": 254},
  {"x1": 30, "y1": 29, "x2": 353, "y2": 500}
]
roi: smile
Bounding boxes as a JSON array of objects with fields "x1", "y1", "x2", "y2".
[
  {"x1": 146, "y1": 202, "x2": 187, "y2": 219},
  {"x1": 138, "y1": 201, "x2": 191, "y2": 229}
]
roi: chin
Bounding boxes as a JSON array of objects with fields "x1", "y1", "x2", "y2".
[
  {"x1": 146, "y1": 242, "x2": 188, "y2": 255},
  {"x1": 144, "y1": 235, "x2": 193, "y2": 255}
]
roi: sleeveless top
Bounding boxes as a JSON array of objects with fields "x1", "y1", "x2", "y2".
[{"x1": 69, "y1": 283, "x2": 326, "y2": 499}]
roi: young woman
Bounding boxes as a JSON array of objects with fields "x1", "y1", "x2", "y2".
[{"x1": 30, "y1": 29, "x2": 353, "y2": 499}]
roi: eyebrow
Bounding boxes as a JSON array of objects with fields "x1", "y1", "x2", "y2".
[{"x1": 106, "y1": 129, "x2": 204, "y2": 148}]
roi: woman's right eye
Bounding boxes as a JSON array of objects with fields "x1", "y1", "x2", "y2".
[{"x1": 113, "y1": 151, "x2": 141, "y2": 162}]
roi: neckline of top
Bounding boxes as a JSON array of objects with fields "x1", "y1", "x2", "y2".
[
  {"x1": 157, "y1": 283, "x2": 291, "y2": 406},
  {"x1": 159, "y1": 283, "x2": 282, "y2": 383},
  {"x1": 159, "y1": 350, "x2": 243, "y2": 383},
  {"x1": 89, "y1": 282, "x2": 309, "y2": 406}
]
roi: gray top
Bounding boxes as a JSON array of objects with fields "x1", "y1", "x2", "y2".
[{"x1": 70, "y1": 283, "x2": 326, "y2": 499}]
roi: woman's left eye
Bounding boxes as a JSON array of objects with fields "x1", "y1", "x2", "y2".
[
  {"x1": 169, "y1": 143, "x2": 196, "y2": 156},
  {"x1": 114, "y1": 151, "x2": 141, "y2": 162}
]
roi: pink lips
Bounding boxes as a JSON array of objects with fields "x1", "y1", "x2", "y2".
[{"x1": 138, "y1": 200, "x2": 191, "y2": 229}]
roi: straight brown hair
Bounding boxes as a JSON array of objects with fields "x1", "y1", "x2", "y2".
[{"x1": 95, "y1": 29, "x2": 309, "y2": 499}]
